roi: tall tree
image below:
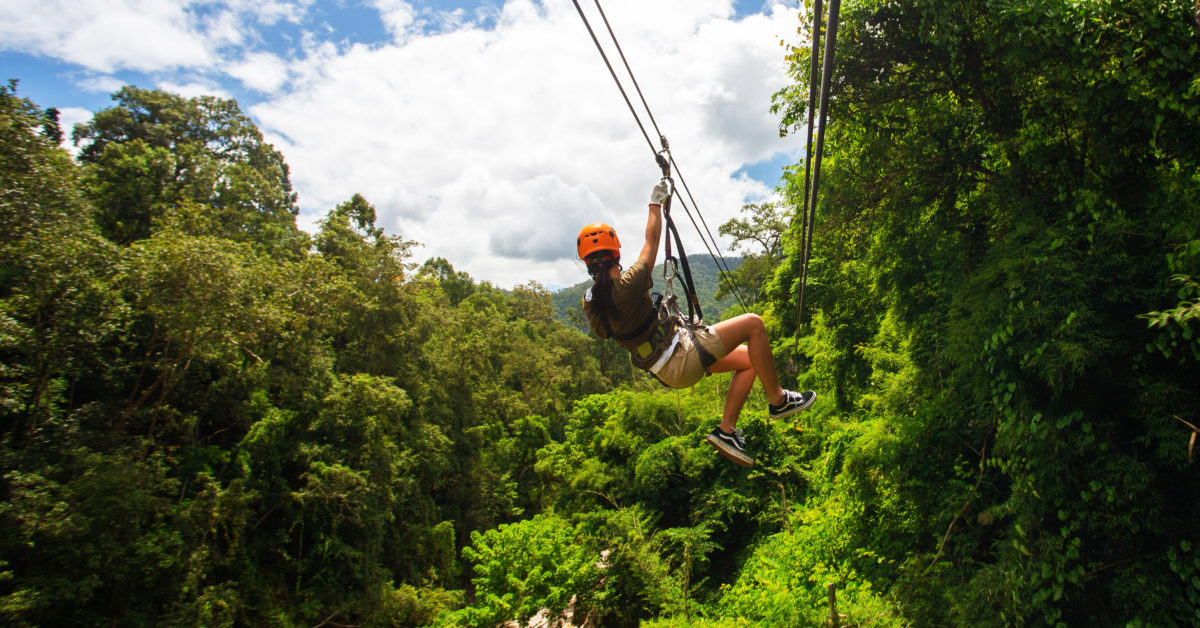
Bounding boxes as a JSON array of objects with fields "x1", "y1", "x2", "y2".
[
  {"x1": 766, "y1": 0, "x2": 1200, "y2": 623},
  {"x1": 73, "y1": 87, "x2": 304, "y2": 255},
  {"x1": 717, "y1": 201, "x2": 789, "y2": 305},
  {"x1": 0, "y1": 81, "x2": 121, "y2": 443}
]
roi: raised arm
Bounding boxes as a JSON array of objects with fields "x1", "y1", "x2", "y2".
[{"x1": 639, "y1": 180, "x2": 670, "y2": 267}]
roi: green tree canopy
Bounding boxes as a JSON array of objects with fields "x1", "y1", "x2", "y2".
[{"x1": 73, "y1": 86, "x2": 303, "y2": 254}]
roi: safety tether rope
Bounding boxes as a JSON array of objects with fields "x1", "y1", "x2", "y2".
[
  {"x1": 651, "y1": 149, "x2": 703, "y2": 322},
  {"x1": 570, "y1": 0, "x2": 751, "y2": 315}
]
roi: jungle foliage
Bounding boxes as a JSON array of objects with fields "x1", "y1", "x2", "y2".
[
  {"x1": 1, "y1": 0, "x2": 1198, "y2": 625},
  {"x1": 0, "y1": 81, "x2": 610, "y2": 626},
  {"x1": 763, "y1": 0, "x2": 1200, "y2": 624}
]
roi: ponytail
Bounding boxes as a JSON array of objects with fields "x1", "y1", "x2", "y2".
[
  {"x1": 591, "y1": 262, "x2": 616, "y2": 318},
  {"x1": 586, "y1": 252, "x2": 619, "y2": 321}
]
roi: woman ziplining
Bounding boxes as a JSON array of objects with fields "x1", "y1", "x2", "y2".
[
  {"x1": 567, "y1": 0, "x2": 823, "y2": 466},
  {"x1": 575, "y1": 180, "x2": 817, "y2": 467}
]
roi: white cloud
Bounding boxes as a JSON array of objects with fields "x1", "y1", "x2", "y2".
[
  {"x1": 57, "y1": 107, "x2": 94, "y2": 154},
  {"x1": 253, "y1": 0, "x2": 803, "y2": 289},
  {"x1": 0, "y1": 0, "x2": 315, "y2": 74},
  {"x1": 3, "y1": 0, "x2": 804, "y2": 290},
  {"x1": 434, "y1": 168, "x2": 606, "y2": 263},
  {"x1": 0, "y1": 1, "x2": 209, "y2": 72},
  {"x1": 156, "y1": 79, "x2": 231, "y2": 100},
  {"x1": 227, "y1": 52, "x2": 291, "y2": 93},
  {"x1": 230, "y1": 0, "x2": 313, "y2": 25},
  {"x1": 370, "y1": 0, "x2": 420, "y2": 40},
  {"x1": 201, "y1": 7, "x2": 250, "y2": 50}
]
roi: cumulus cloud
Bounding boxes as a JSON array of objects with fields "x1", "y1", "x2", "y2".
[
  {"x1": 0, "y1": 1, "x2": 199, "y2": 72},
  {"x1": 4, "y1": 0, "x2": 804, "y2": 289},
  {"x1": 432, "y1": 168, "x2": 606, "y2": 263},
  {"x1": 253, "y1": 0, "x2": 803, "y2": 289},
  {"x1": 0, "y1": 0, "x2": 312, "y2": 73},
  {"x1": 57, "y1": 107, "x2": 95, "y2": 153},
  {"x1": 227, "y1": 51, "x2": 291, "y2": 93},
  {"x1": 370, "y1": 0, "x2": 420, "y2": 39},
  {"x1": 156, "y1": 79, "x2": 231, "y2": 100}
]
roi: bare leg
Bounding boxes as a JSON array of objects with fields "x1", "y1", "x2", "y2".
[
  {"x1": 707, "y1": 313, "x2": 787, "y2": 431},
  {"x1": 707, "y1": 346, "x2": 753, "y2": 432}
]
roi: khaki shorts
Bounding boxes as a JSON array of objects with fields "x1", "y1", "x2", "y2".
[{"x1": 651, "y1": 325, "x2": 728, "y2": 388}]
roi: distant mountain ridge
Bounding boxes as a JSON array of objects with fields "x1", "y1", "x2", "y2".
[{"x1": 552, "y1": 254, "x2": 744, "y2": 329}]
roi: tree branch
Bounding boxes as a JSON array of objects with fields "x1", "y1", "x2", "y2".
[
  {"x1": 227, "y1": 335, "x2": 264, "y2": 364},
  {"x1": 928, "y1": 428, "x2": 993, "y2": 571}
]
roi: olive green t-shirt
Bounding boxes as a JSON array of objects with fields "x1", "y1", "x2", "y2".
[{"x1": 582, "y1": 258, "x2": 656, "y2": 351}]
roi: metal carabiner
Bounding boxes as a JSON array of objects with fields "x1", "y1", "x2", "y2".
[
  {"x1": 657, "y1": 174, "x2": 675, "y2": 217},
  {"x1": 662, "y1": 257, "x2": 679, "y2": 299},
  {"x1": 660, "y1": 175, "x2": 675, "y2": 196}
]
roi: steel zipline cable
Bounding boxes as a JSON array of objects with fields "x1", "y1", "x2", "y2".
[
  {"x1": 570, "y1": 0, "x2": 751, "y2": 315},
  {"x1": 586, "y1": 0, "x2": 749, "y2": 314},
  {"x1": 796, "y1": 0, "x2": 841, "y2": 335}
]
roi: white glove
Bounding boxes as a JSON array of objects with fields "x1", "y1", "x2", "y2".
[{"x1": 650, "y1": 179, "x2": 671, "y2": 205}]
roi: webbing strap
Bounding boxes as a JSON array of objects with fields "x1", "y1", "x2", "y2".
[
  {"x1": 669, "y1": 214, "x2": 702, "y2": 322},
  {"x1": 607, "y1": 311, "x2": 656, "y2": 342},
  {"x1": 657, "y1": 153, "x2": 703, "y2": 324}
]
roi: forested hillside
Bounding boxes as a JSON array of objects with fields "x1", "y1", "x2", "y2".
[{"x1": 1, "y1": 0, "x2": 1199, "y2": 626}]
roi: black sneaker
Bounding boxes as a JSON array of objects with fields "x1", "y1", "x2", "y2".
[
  {"x1": 706, "y1": 427, "x2": 754, "y2": 467},
  {"x1": 769, "y1": 389, "x2": 817, "y2": 420}
]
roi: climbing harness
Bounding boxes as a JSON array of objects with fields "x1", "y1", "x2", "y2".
[
  {"x1": 630, "y1": 146, "x2": 721, "y2": 385},
  {"x1": 589, "y1": 146, "x2": 720, "y2": 386},
  {"x1": 611, "y1": 290, "x2": 718, "y2": 387},
  {"x1": 593, "y1": 148, "x2": 719, "y2": 386}
]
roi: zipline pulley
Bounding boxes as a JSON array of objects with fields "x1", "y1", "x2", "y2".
[{"x1": 655, "y1": 135, "x2": 671, "y2": 177}]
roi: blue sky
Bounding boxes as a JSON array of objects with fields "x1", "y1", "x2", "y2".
[{"x1": 1, "y1": 0, "x2": 805, "y2": 289}]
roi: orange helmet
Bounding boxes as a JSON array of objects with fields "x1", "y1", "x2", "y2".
[{"x1": 576, "y1": 223, "x2": 620, "y2": 260}]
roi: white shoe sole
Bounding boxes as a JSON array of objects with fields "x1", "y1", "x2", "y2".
[{"x1": 706, "y1": 434, "x2": 754, "y2": 467}]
